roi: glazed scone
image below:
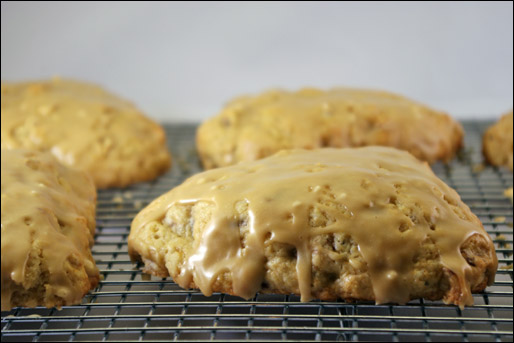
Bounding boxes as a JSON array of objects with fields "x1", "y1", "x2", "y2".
[
  {"x1": 483, "y1": 111, "x2": 513, "y2": 171},
  {"x1": 1, "y1": 149, "x2": 99, "y2": 310},
  {"x1": 1, "y1": 78, "x2": 172, "y2": 188},
  {"x1": 129, "y1": 147, "x2": 497, "y2": 308},
  {"x1": 196, "y1": 88, "x2": 463, "y2": 168}
]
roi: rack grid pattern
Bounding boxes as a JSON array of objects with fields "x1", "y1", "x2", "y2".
[{"x1": 1, "y1": 121, "x2": 512, "y2": 342}]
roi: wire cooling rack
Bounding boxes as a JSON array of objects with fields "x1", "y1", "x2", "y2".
[{"x1": 1, "y1": 121, "x2": 513, "y2": 342}]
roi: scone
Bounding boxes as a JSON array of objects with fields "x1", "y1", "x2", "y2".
[
  {"x1": 1, "y1": 149, "x2": 99, "y2": 310},
  {"x1": 196, "y1": 88, "x2": 464, "y2": 169},
  {"x1": 129, "y1": 147, "x2": 497, "y2": 308},
  {"x1": 1, "y1": 78, "x2": 172, "y2": 188},
  {"x1": 483, "y1": 111, "x2": 513, "y2": 170}
]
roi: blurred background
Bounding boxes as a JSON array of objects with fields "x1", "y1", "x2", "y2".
[{"x1": 1, "y1": 1, "x2": 512, "y2": 122}]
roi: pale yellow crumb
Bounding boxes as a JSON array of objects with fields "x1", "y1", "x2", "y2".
[
  {"x1": 504, "y1": 187, "x2": 513, "y2": 202},
  {"x1": 500, "y1": 264, "x2": 513, "y2": 270},
  {"x1": 493, "y1": 216, "x2": 506, "y2": 223},
  {"x1": 112, "y1": 195, "x2": 123, "y2": 203},
  {"x1": 177, "y1": 156, "x2": 191, "y2": 173},
  {"x1": 134, "y1": 200, "x2": 143, "y2": 209},
  {"x1": 495, "y1": 235, "x2": 511, "y2": 254},
  {"x1": 472, "y1": 163, "x2": 485, "y2": 173},
  {"x1": 123, "y1": 191, "x2": 133, "y2": 199}
]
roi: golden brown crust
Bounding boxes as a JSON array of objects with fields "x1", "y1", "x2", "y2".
[
  {"x1": 483, "y1": 111, "x2": 513, "y2": 171},
  {"x1": 1, "y1": 78, "x2": 172, "y2": 188},
  {"x1": 1, "y1": 149, "x2": 99, "y2": 310},
  {"x1": 196, "y1": 88, "x2": 463, "y2": 168}
]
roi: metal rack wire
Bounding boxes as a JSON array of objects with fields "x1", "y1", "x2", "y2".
[{"x1": 1, "y1": 121, "x2": 512, "y2": 342}]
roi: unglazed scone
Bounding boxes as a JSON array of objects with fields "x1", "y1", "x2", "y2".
[
  {"x1": 1, "y1": 78, "x2": 172, "y2": 188},
  {"x1": 129, "y1": 147, "x2": 497, "y2": 308},
  {"x1": 1, "y1": 149, "x2": 99, "y2": 310},
  {"x1": 196, "y1": 88, "x2": 464, "y2": 168},
  {"x1": 483, "y1": 111, "x2": 513, "y2": 171}
]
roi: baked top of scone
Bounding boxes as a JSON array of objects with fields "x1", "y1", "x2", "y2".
[
  {"x1": 483, "y1": 111, "x2": 513, "y2": 171},
  {"x1": 196, "y1": 88, "x2": 463, "y2": 168},
  {"x1": 129, "y1": 147, "x2": 497, "y2": 308},
  {"x1": 1, "y1": 78, "x2": 172, "y2": 188},
  {"x1": 1, "y1": 149, "x2": 99, "y2": 310}
]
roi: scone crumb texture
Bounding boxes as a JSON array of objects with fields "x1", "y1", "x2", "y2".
[
  {"x1": 1, "y1": 149, "x2": 99, "y2": 310},
  {"x1": 129, "y1": 147, "x2": 497, "y2": 307}
]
